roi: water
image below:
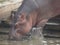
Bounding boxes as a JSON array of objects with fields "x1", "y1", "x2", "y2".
[{"x1": 0, "y1": 28, "x2": 60, "y2": 45}]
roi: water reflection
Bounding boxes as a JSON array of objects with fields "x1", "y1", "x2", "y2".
[
  {"x1": 0, "y1": 27, "x2": 44, "y2": 45},
  {"x1": 0, "y1": 28, "x2": 60, "y2": 45}
]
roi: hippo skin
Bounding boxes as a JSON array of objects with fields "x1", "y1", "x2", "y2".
[{"x1": 9, "y1": 0, "x2": 60, "y2": 40}]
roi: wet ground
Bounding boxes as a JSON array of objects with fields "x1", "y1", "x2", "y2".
[{"x1": 0, "y1": 28, "x2": 60, "y2": 45}]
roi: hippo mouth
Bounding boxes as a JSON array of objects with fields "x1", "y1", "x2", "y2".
[{"x1": 9, "y1": 28, "x2": 32, "y2": 40}]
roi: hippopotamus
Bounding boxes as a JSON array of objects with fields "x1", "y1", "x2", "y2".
[{"x1": 9, "y1": 0, "x2": 60, "y2": 40}]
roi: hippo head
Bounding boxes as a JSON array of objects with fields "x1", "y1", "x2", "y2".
[{"x1": 10, "y1": 12, "x2": 32, "y2": 40}]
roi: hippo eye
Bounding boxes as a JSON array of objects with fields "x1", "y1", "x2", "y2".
[{"x1": 14, "y1": 24, "x2": 18, "y2": 29}]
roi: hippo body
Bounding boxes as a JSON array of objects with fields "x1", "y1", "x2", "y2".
[{"x1": 10, "y1": 0, "x2": 60, "y2": 40}]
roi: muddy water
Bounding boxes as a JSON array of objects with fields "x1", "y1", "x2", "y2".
[{"x1": 0, "y1": 28, "x2": 60, "y2": 45}]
